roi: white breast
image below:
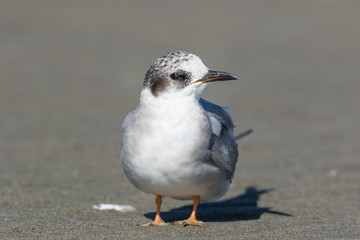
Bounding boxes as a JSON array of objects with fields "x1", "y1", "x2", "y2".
[{"x1": 121, "y1": 89, "x2": 229, "y2": 200}]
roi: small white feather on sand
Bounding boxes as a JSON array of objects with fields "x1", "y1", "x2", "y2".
[{"x1": 93, "y1": 203, "x2": 135, "y2": 212}]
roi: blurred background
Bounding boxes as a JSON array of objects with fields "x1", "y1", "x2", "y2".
[{"x1": 1, "y1": 1, "x2": 359, "y2": 239}]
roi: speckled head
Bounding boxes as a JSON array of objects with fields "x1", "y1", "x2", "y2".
[{"x1": 143, "y1": 51, "x2": 237, "y2": 97}]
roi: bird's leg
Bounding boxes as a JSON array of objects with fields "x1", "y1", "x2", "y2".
[
  {"x1": 153, "y1": 195, "x2": 166, "y2": 225},
  {"x1": 138, "y1": 195, "x2": 167, "y2": 226},
  {"x1": 175, "y1": 195, "x2": 204, "y2": 227}
]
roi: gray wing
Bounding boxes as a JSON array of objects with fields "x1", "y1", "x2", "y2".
[{"x1": 199, "y1": 98, "x2": 239, "y2": 180}]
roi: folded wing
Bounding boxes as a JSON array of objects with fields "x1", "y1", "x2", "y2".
[{"x1": 199, "y1": 98, "x2": 239, "y2": 180}]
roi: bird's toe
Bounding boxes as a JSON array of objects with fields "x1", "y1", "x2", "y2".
[{"x1": 138, "y1": 220, "x2": 168, "y2": 227}]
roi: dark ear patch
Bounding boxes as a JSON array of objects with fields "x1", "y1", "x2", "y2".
[
  {"x1": 144, "y1": 66, "x2": 170, "y2": 96},
  {"x1": 150, "y1": 76, "x2": 170, "y2": 96}
]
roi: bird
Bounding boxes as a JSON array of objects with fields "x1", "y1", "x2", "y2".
[{"x1": 120, "y1": 51, "x2": 241, "y2": 227}]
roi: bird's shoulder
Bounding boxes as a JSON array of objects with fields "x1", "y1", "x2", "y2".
[
  {"x1": 199, "y1": 98, "x2": 234, "y2": 131},
  {"x1": 199, "y1": 98, "x2": 238, "y2": 180}
]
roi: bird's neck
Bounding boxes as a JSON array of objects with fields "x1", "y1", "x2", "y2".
[{"x1": 138, "y1": 89, "x2": 202, "y2": 117}]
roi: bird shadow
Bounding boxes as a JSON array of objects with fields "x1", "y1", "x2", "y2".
[{"x1": 144, "y1": 186, "x2": 293, "y2": 223}]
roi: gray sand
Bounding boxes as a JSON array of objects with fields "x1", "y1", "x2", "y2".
[{"x1": 1, "y1": 1, "x2": 360, "y2": 239}]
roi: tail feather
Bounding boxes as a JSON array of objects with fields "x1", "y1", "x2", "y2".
[{"x1": 235, "y1": 129, "x2": 253, "y2": 141}]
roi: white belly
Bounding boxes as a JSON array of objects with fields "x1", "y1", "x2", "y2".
[{"x1": 121, "y1": 97, "x2": 229, "y2": 201}]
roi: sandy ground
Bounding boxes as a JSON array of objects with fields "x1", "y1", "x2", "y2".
[{"x1": 1, "y1": 1, "x2": 360, "y2": 239}]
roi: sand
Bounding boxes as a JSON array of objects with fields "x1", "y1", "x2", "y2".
[{"x1": 1, "y1": 1, "x2": 360, "y2": 239}]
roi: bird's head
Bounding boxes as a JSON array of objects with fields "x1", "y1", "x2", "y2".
[{"x1": 143, "y1": 51, "x2": 237, "y2": 98}]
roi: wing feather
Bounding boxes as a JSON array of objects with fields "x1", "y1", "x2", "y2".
[{"x1": 199, "y1": 98, "x2": 239, "y2": 179}]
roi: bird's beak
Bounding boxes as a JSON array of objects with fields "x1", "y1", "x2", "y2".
[{"x1": 191, "y1": 70, "x2": 238, "y2": 85}]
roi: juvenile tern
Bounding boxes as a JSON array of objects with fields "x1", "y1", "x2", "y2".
[{"x1": 121, "y1": 51, "x2": 240, "y2": 226}]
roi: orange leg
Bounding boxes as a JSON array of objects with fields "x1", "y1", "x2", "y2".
[
  {"x1": 176, "y1": 196, "x2": 204, "y2": 227},
  {"x1": 139, "y1": 195, "x2": 167, "y2": 226}
]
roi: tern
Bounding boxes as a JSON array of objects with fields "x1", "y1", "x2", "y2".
[{"x1": 121, "y1": 51, "x2": 243, "y2": 226}]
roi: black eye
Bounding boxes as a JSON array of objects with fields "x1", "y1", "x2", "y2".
[{"x1": 170, "y1": 73, "x2": 181, "y2": 80}]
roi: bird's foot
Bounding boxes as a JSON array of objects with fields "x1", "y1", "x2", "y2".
[
  {"x1": 175, "y1": 219, "x2": 204, "y2": 227},
  {"x1": 138, "y1": 219, "x2": 168, "y2": 227}
]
